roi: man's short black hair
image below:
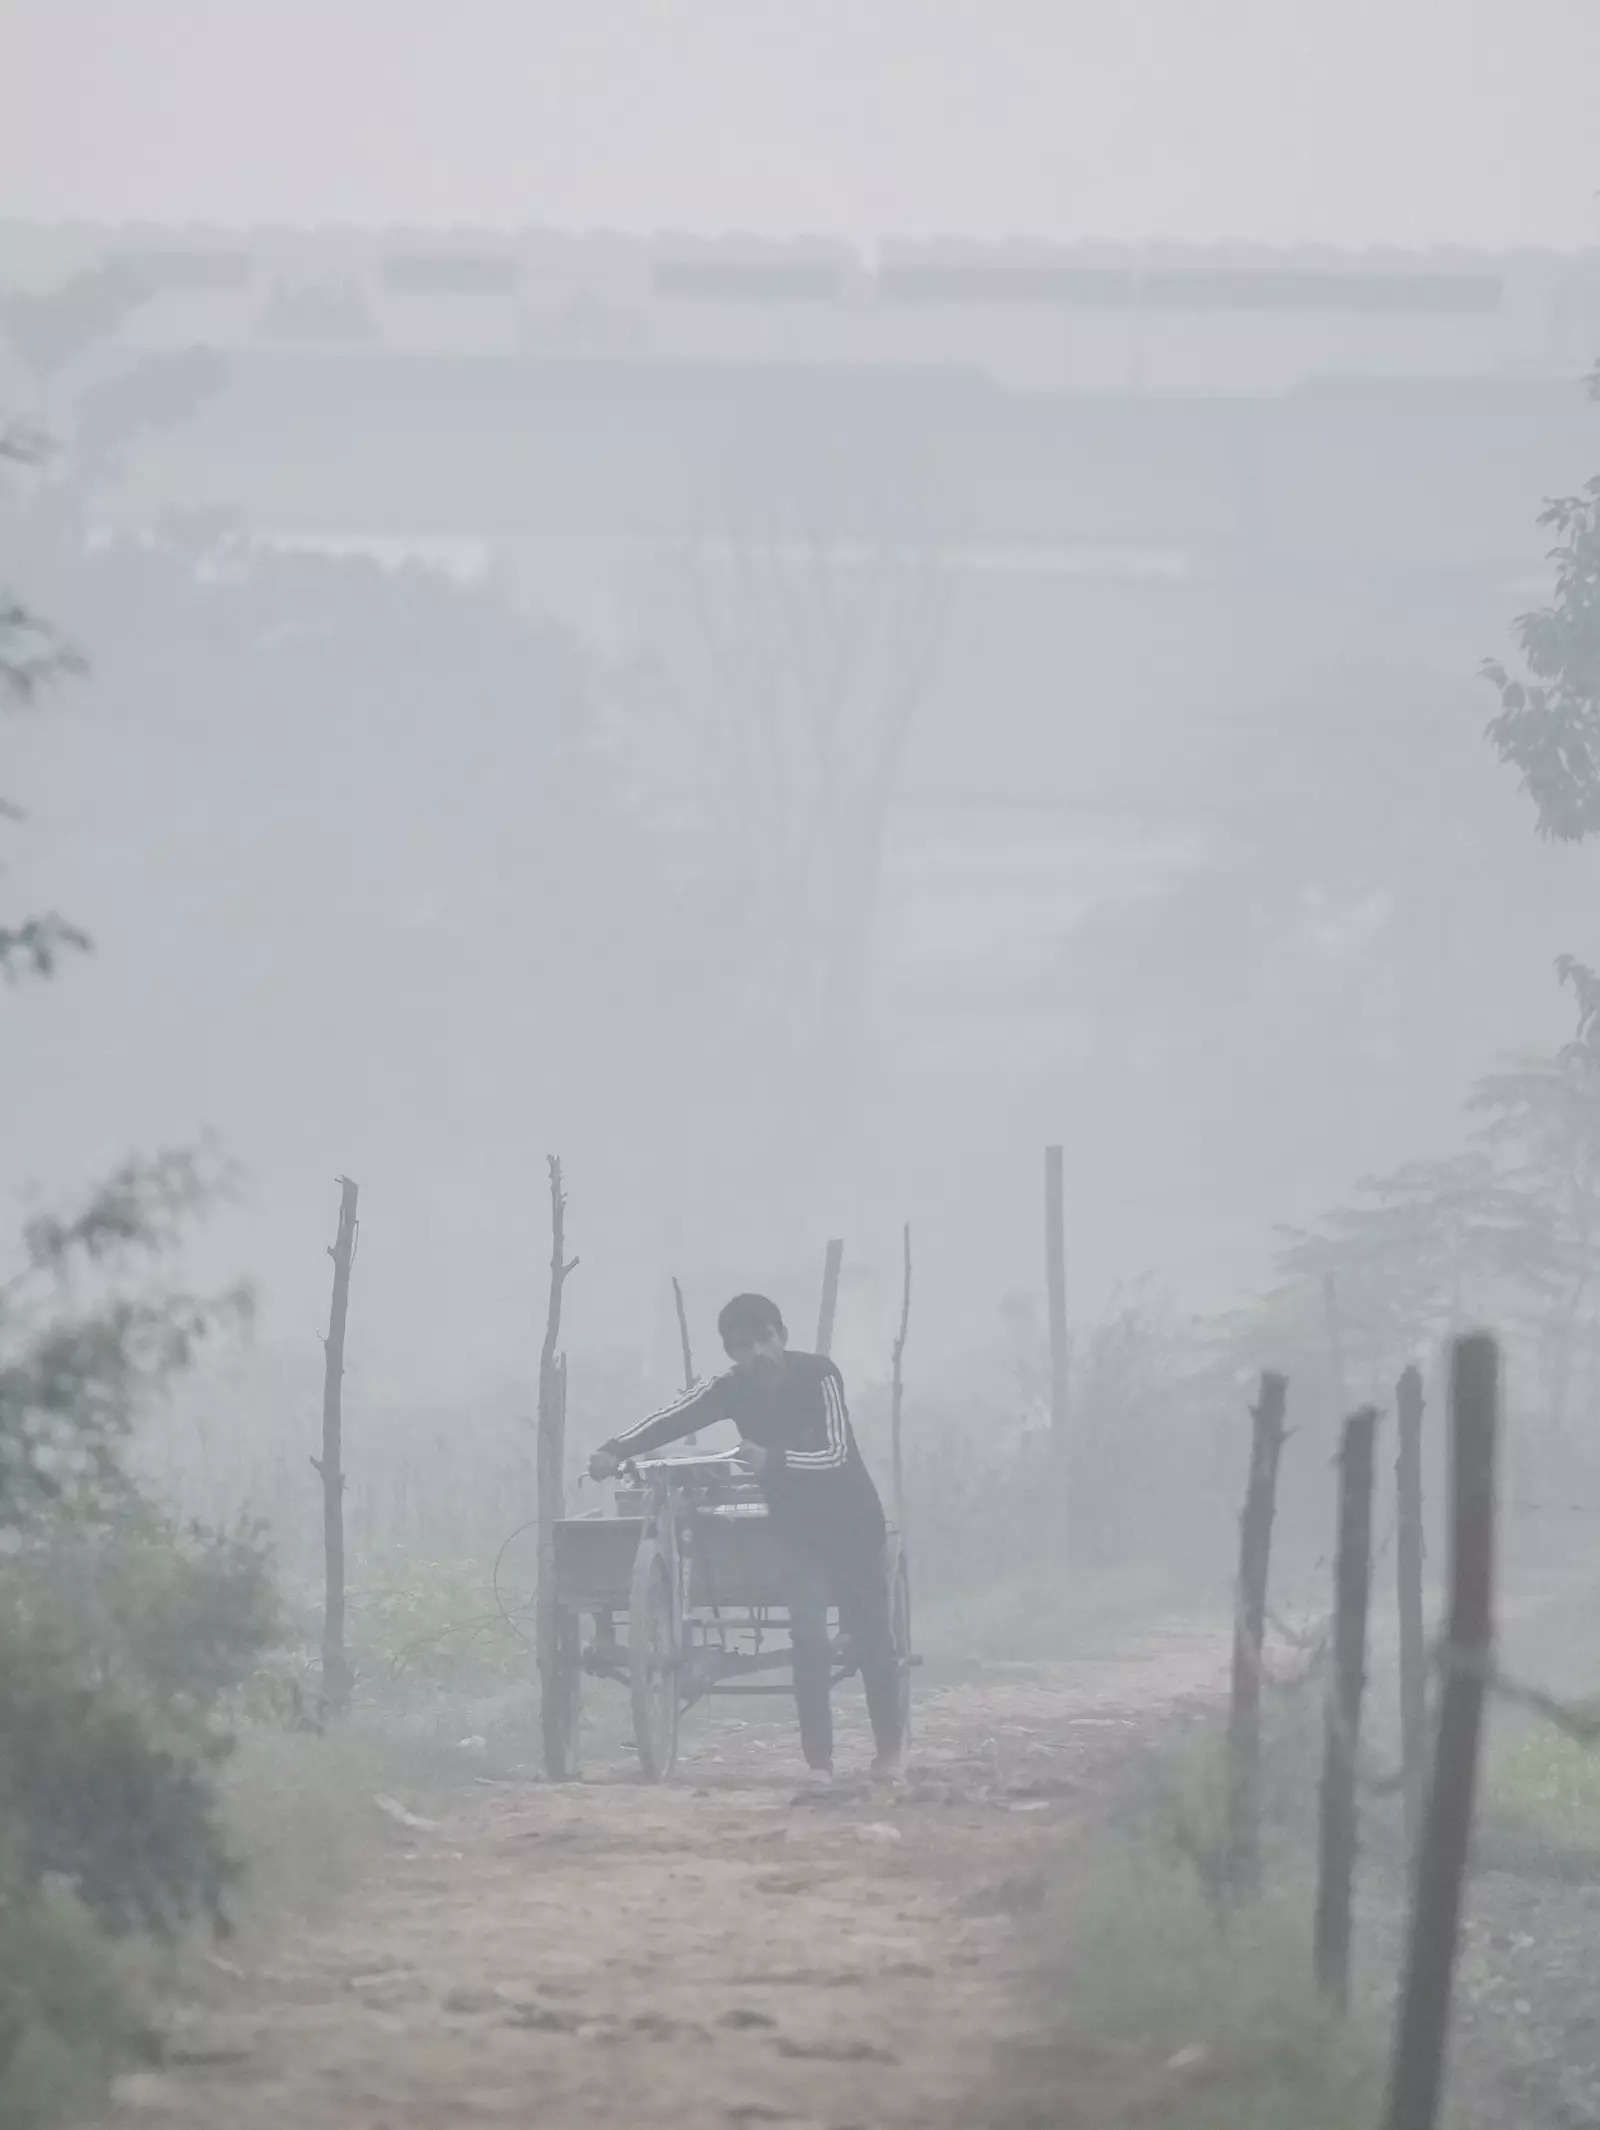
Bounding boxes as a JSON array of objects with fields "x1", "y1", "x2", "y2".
[{"x1": 717, "y1": 1292, "x2": 786, "y2": 1347}]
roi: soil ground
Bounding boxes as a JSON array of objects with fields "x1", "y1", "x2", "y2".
[{"x1": 88, "y1": 1625, "x2": 1226, "y2": 2130}]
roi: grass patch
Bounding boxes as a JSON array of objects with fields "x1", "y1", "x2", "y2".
[
  {"x1": 920, "y1": 1559, "x2": 1220, "y2": 1671},
  {"x1": 979, "y1": 1706, "x2": 1404, "y2": 2130},
  {"x1": 217, "y1": 1724, "x2": 406, "y2": 1943},
  {"x1": 993, "y1": 1850, "x2": 1386, "y2": 2130},
  {"x1": 1482, "y1": 1714, "x2": 1600, "y2": 1860}
]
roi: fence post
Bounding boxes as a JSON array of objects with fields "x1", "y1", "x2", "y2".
[
  {"x1": 671, "y1": 1276, "x2": 696, "y2": 1390},
  {"x1": 1044, "y1": 1146, "x2": 1069, "y2": 1470},
  {"x1": 1227, "y1": 1370, "x2": 1289, "y2": 1895},
  {"x1": 671, "y1": 1275, "x2": 697, "y2": 1441},
  {"x1": 1396, "y1": 1362, "x2": 1427, "y2": 1860},
  {"x1": 314, "y1": 1176, "x2": 359, "y2": 1718},
  {"x1": 815, "y1": 1238, "x2": 844, "y2": 1358},
  {"x1": 1314, "y1": 1405, "x2": 1378, "y2": 2008},
  {"x1": 536, "y1": 1157, "x2": 578, "y2": 1778},
  {"x1": 889, "y1": 1222, "x2": 912, "y2": 1528},
  {"x1": 1382, "y1": 1333, "x2": 1498, "y2": 2130}
]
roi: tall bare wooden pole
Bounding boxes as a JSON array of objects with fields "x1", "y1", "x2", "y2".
[
  {"x1": 1383, "y1": 1334, "x2": 1498, "y2": 2130},
  {"x1": 315, "y1": 1176, "x2": 359, "y2": 1717},
  {"x1": 536, "y1": 1157, "x2": 579, "y2": 1775},
  {"x1": 1395, "y1": 1362, "x2": 1428, "y2": 1859},
  {"x1": 671, "y1": 1276, "x2": 696, "y2": 1390},
  {"x1": 671, "y1": 1275, "x2": 697, "y2": 1441},
  {"x1": 1227, "y1": 1370, "x2": 1288, "y2": 1895},
  {"x1": 889, "y1": 1223, "x2": 912, "y2": 1527},
  {"x1": 815, "y1": 1238, "x2": 844, "y2": 1358},
  {"x1": 1322, "y1": 1271, "x2": 1352, "y2": 1418},
  {"x1": 1315, "y1": 1405, "x2": 1378, "y2": 2009},
  {"x1": 1044, "y1": 1146, "x2": 1069, "y2": 1465}
]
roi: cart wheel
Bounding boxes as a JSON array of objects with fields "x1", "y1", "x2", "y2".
[
  {"x1": 888, "y1": 1539, "x2": 913, "y2": 1751},
  {"x1": 629, "y1": 1540, "x2": 680, "y2": 1780},
  {"x1": 540, "y1": 1603, "x2": 582, "y2": 1780}
]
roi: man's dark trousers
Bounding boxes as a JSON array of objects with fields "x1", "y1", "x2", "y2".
[{"x1": 776, "y1": 1525, "x2": 902, "y2": 1771}]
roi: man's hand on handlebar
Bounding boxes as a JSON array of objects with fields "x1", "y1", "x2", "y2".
[
  {"x1": 588, "y1": 1448, "x2": 621, "y2": 1481},
  {"x1": 733, "y1": 1441, "x2": 772, "y2": 1475}
]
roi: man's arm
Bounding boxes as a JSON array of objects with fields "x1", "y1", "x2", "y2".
[
  {"x1": 595, "y1": 1375, "x2": 733, "y2": 1466},
  {"x1": 769, "y1": 1362, "x2": 851, "y2": 1474}
]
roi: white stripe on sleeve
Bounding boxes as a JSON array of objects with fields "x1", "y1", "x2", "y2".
[
  {"x1": 608, "y1": 1374, "x2": 727, "y2": 1453},
  {"x1": 781, "y1": 1369, "x2": 849, "y2": 1471}
]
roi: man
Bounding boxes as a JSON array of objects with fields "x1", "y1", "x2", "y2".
[{"x1": 588, "y1": 1292, "x2": 904, "y2": 1787}]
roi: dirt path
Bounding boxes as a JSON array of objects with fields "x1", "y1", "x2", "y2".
[{"x1": 100, "y1": 1627, "x2": 1225, "y2": 2130}]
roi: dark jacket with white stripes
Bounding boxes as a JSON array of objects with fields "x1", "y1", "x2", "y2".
[{"x1": 599, "y1": 1351, "x2": 885, "y2": 1550}]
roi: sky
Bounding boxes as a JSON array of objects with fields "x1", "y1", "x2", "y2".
[{"x1": 5, "y1": 0, "x2": 1599, "y2": 248}]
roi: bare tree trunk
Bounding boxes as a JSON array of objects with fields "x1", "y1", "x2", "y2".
[
  {"x1": 536, "y1": 1158, "x2": 578, "y2": 1774},
  {"x1": 1396, "y1": 1362, "x2": 1428, "y2": 1860},
  {"x1": 1044, "y1": 1145, "x2": 1069, "y2": 1467},
  {"x1": 1314, "y1": 1405, "x2": 1378, "y2": 2008},
  {"x1": 1227, "y1": 1370, "x2": 1289, "y2": 1895},
  {"x1": 890, "y1": 1222, "x2": 912, "y2": 1528},
  {"x1": 815, "y1": 1237, "x2": 844, "y2": 1358},
  {"x1": 671, "y1": 1275, "x2": 697, "y2": 1441},
  {"x1": 314, "y1": 1176, "x2": 359, "y2": 1719},
  {"x1": 671, "y1": 443, "x2": 955, "y2": 1183},
  {"x1": 1382, "y1": 1334, "x2": 1498, "y2": 2130}
]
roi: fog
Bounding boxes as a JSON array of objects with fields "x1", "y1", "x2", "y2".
[
  {"x1": 10, "y1": 15, "x2": 1600, "y2": 2127},
  {"x1": 6, "y1": 0, "x2": 1600, "y2": 245},
  {"x1": 4, "y1": 5, "x2": 1600, "y2": 1444}
]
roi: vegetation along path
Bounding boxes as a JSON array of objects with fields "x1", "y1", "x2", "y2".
[{"x1": 92, "y1": 1627, "x2": 1225, "y2": 2130}]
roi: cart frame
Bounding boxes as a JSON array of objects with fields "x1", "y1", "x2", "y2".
[{"x1": 541, "y1": 1451, "x2": 914, "y2": 1780}]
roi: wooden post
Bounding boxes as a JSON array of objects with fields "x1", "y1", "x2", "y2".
[
  {"x1": 314, "y1": 1176, "x2": 359, "y2": 1718},
  {"x1": 1044, "y1": 1146, "x2": 1069, "y2": 1465},
  {"x1": 1314, "y1": 1405, "x2": 1378, "y2": 2009},
  {"x1": 889, "y1": 1222, "x2": 912, "y2": 1527},
  {"x1": 671, "y1": 1276, "x2": 696, "y2": 1390},
  {"x1": 1322, "y1": 1271, "x2": 1351, "y2": 1420},
  {"x1": 815, "y1": 1237, "x2": 844, "y2": 1358},
  {"x1": 1382, "y1": 1334, "x2": 1498, "y2": 2130},
  {"x1": 536, "y1": 1157, "x2": 578, "y2": 1775},
  {"x1": 1227, "y1": 1370, "x2": 1289, "y2": 1895},
  {"x1": 671, "y1": 1275, "x2": 697, "y2": 1441},
  {"x1": 1396, "y1": 1362, "x2": 1427, "y2": 1860}
]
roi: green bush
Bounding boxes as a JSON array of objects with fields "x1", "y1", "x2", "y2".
[
  {"x1": 0, "y1": 1609, "x2": 234, "y2": 1937},
  {"x1": 347, "y1": 1547, "x2": 529, "y2": 1696},
  {"x1": 0, "y1": 1504, "x2": 285, "y2": 2123},
  {"x1": 0, "y1": 1879, "x2": 154, "y2": 2130},
  {"x1": 0, "y1": 1508, "x2": 281, "y2": 1937}
]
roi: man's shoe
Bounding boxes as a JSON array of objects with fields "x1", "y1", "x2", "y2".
[
  {"x1": 870, "y1": 1752, "x2": 907, "y2": 1787},
  {"x1": 791, "y1": 1764, "x2": 835, "y2": 1802}
]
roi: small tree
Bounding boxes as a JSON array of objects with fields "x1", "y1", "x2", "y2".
[
  {"x1": 2, "y1": 427, "x2": 89, "y2": 983},
  {"x1": 0, "y1": 484, "x2": 271, "y2": 2112},
  {"x1": 1480, "y1": 364, "x2": 1600, "y2": 1452},
  {"x1": 0, "y1": 262, "x2": 224, "y2": 460},
  {"x1": 1484, "y1": 362, "x2": 1600, "y2": 844},
  {"x1": 1468, "y1": 977, "x2": 1600, "y2": 1458},
  {"x1": 646, "y1": 417, "x2": 960, "y2": 1209},
  {"x1": 1270, "y1": 1153, "x2": 1520, "y2": 1402}
]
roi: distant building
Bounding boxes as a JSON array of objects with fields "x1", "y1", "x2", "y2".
[
  {"x1": 3, "y1": 222, "x2": 1596, "y2": 1070},
  {"x1": 2, "y1": 221, "x2": 1597, "y2": 391}
]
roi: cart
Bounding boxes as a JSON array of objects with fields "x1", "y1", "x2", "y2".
[{"x1": 542, "y1": 1450, "x2": 914, "y2": 1780}]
